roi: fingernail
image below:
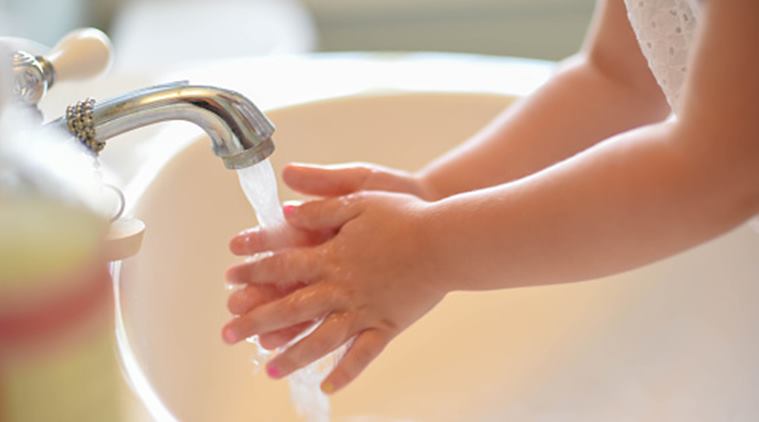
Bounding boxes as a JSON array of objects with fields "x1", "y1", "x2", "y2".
[
  {"x1": 321, "y1": 381, "x2": 335, "y2": 394},
  {"x1": 222, "y1": 326, "x2": 238, "y2": 344},
  {"x1": 266, "y1": 363, "x2": 282, "y2": 379},
  {"x1": 224, "y1": 268, "x2": 239, "y2": 284},
  {"x1": 283, "y1": 204, "x2": 296, "y2": 217}
]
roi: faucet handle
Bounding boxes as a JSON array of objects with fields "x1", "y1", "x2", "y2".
[
  {"x1": 10, "y1": 28, "x2": 113, "y2": 109},
  {"x1": 45, "y1": 28, "x2": 113, "y2": 83}
]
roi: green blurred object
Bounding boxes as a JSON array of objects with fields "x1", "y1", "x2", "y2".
[
  {"x1": 0, "y1": 124, "x2": 107, "y2": 290},
  {"x1": 0, "y1": 107, "x2": 121, "y2": 422},
  {"x1": 0, "y1": 195, "x2": 103, "y2": 287}
]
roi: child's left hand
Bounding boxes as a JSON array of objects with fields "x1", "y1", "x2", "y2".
[{"x1": 222, "y1": 191, "x2": 447, "y2": 394}]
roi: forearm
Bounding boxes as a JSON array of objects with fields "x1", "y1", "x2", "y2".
[
  {"x1": 428, "y1": 121, "x2": 759, "y2": 292},
  {"x1": 418, "y1": 56, "x2": 670, "y2": 199}
]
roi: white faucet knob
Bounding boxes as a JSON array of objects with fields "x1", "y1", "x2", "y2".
[{"x1": 46, "y1": 28, "x2": 113, "y2": 83}]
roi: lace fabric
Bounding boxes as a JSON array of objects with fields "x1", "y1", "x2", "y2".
[{"x1": 623, "y1": 0, "x2": 702, "y2": 113}]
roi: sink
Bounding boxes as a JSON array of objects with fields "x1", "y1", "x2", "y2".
[{"x1": 115, "y1": 92, "x2": 759, "y2": 421}]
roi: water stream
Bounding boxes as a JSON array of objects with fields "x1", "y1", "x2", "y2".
[{"x1": 237, "y1": 159, "x2": 343, "y2": 422}]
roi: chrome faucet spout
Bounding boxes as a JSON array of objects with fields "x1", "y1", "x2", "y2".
[{"x1": 48, "y1": 81, "x2": 275, "y2": 169}]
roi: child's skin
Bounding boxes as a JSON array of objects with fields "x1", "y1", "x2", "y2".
[{"x1": 223, "y1": 0, "x2": 759, "y2": 394}]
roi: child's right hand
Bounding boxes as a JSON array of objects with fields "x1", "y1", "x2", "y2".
[{"x1": 227, "y1": 162, "x2": 432, "y2": 349}]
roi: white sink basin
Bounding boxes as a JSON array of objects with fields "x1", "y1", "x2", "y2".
[{"x1": 115, "y1": 92, "x2": 759, "y2": 421}]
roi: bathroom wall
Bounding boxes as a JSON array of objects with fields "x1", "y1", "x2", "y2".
[
  {"x1": 0, "y1": 0, "x2": 595, "y2": 61},
  {"x1": 301, "y1": 0, "x2": 596, "y2": 60}
]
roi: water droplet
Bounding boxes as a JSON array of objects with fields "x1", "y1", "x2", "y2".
[{"x1": 250, "y1": 356, "x2": 263, "y2": 375}]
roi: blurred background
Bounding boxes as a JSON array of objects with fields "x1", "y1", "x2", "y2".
[{"x1": 0, "y1": 0, "x2": 595, "y2": 67}]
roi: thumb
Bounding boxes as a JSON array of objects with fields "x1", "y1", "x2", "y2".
[
  {"x1": 283, "y1": 163, "x2": 373, "y2": 197},
  {"x1": 283, "y1": 194, "x2": 365, "y2": 232}
]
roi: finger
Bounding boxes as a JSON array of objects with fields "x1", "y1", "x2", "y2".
[
  {"x1": 265, "y1": 313, "x2": 353, "y2": 379},
  {"x1": 229, "y1": 226, "x2": 297, "y2": 255},
  {"x1": 225, "y1": 249, "x2": 320, "y2": 285},
  {"x1": 227, "y1": 284, "x2": 280, "y2": 315},
  {"x1": 258, "y1": 321, "x2": 315, "y2": 350},
  {"x1": 229, "y1": 225, "x2": 329, "y2": 256},
  {"x1": 320, "y1": 329, "x2": 389, "y2": 394},
  {"x1": 222, "y1": 283, "x2": 345, "y2": 344},
  {"x1": 227, "y1": 282, "x2": 303, "y2": 315},
  {"x1": 283, "y1": 162, "x2": 373, "y2": 197},
  {"x1": 283, "y1": 194, "x2": 366, "y2": 232}
]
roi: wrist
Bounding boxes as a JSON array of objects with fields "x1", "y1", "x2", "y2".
[
  {"x1": 416, "y1": 197, "x2": 469, "y2": 294},
  {"x1": 413, "y1": 172, "x2": 444, "y2": 202},
  {"x1": 420, "y1": 187, "x2": 515, "y2": 293}
]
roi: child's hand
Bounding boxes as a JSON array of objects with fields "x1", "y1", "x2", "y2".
[
  {"x1": 223, "y1": 191, "x2": 446, "y2": 394},
  {"x1": 227, "y1": 225, "x2": 329, "y2": 350},
  {"x1": 226, "y1": 161, "x2": 437, "y2": 349}
]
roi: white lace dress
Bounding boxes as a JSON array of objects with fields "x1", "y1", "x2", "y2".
[{"x1": 623, "y1": 0, "x2": 704, "y2": 113}]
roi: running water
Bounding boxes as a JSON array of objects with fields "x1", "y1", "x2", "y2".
[
  {"x1": 237, "y1": 159, "x2": 344, "y2": 422},
  {"x1": 237, "y1": 160, "x2": 286, "y2": 230}
]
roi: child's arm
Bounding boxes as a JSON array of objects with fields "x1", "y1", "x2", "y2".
[
  {"x1": 425, "y1": 0, "x2": 759, "y2": 291},
  {"x1": 282, "y1": 0, "x2": 670, "y2": 200},
  {"x1": 224, "y1": 0, "x2": 759, "y2": 393},
  {"x1": 418, "y1": 0, "x2": 670, "y2": 198}
]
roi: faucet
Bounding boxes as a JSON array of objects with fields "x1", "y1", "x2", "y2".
[
  {"x1": 7, "y1": 28, "x2": 276, "y2": 170},
  {"x1": 48, "y1": 81, "x2": 276, "y2": 169}
]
